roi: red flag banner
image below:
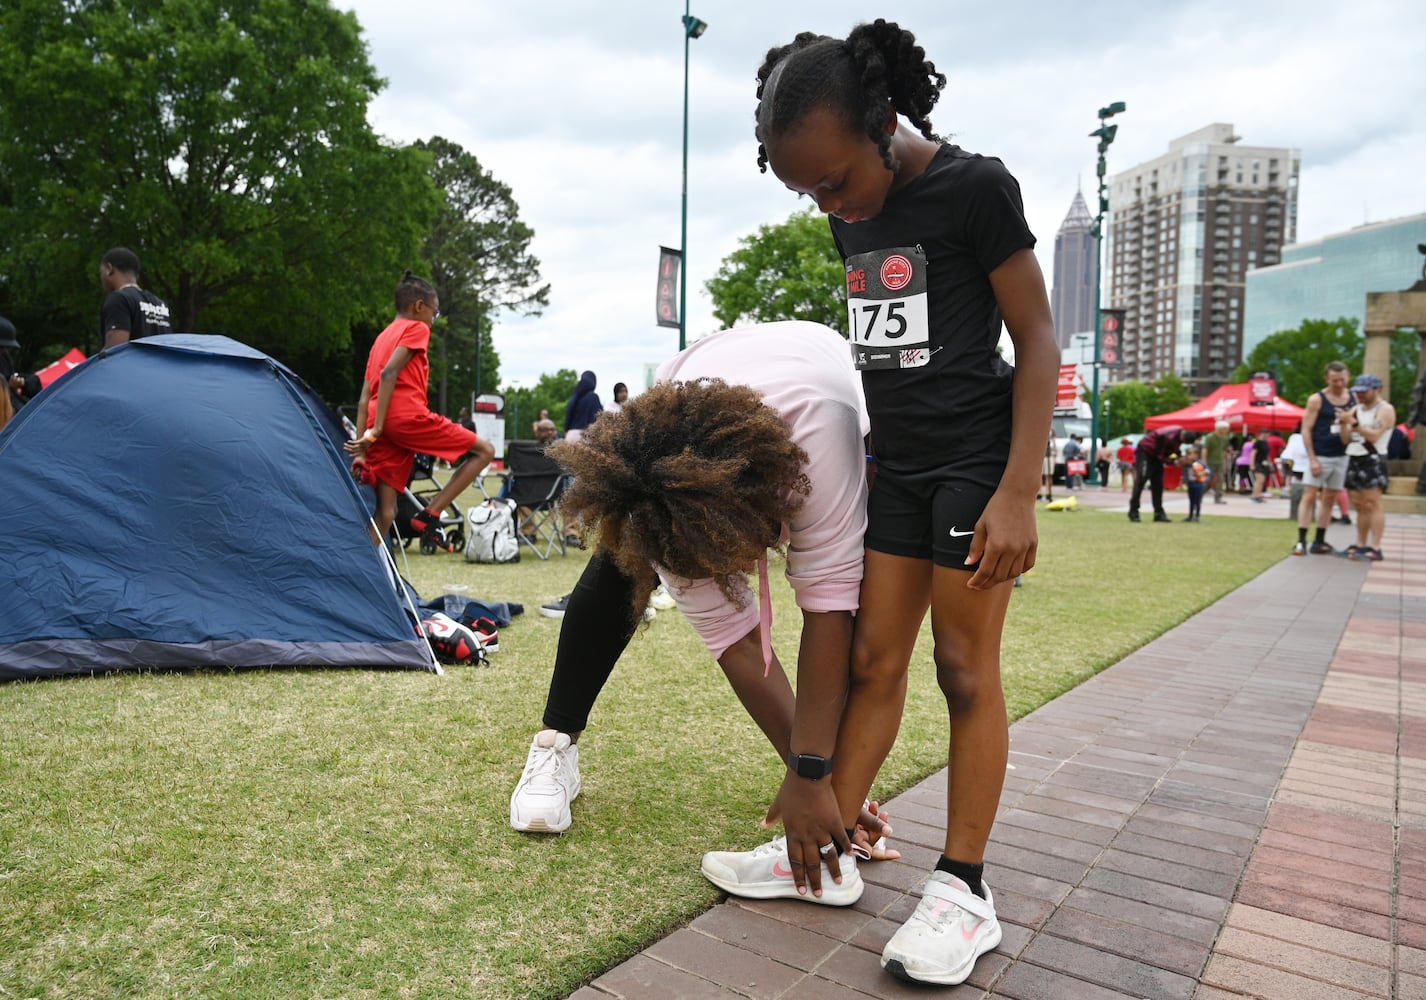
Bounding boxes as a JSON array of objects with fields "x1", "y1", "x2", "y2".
[
  {"x1": 36, "y1": 348, "x2": 87, "y2": 389},
  {"x1": 1055, "y1": 363, "x2": 1079, "y2": 411}
]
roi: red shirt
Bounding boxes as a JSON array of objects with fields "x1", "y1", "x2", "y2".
[
  {"x1": 1116, "y1": 444, "x2": 1134, "y2": 463},
  {"x1": 364, "y1": 317, "x2": 430, "y2": 420}
]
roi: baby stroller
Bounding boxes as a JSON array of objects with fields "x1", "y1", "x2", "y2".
[{"x1": 339, "y1": 409, "x2": 465, "y2": 555}]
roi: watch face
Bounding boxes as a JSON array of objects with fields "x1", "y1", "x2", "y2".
[{"x1": 788, "y1": 752, "x2": 832, "y2": 779}]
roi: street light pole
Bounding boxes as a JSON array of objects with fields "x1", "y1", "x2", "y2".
[
  {"x1": 679, "y1": 2, "x2": 707, "y2": 351},
  {"x1": 1088, "y1": 101, "x2": 1126, "y2": 485}
]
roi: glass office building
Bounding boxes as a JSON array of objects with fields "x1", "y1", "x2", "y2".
[{"x1": 1243, "y1": 212, "x2": 1426, "y2": 352}]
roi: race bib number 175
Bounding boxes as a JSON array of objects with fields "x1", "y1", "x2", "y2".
[{"x1": 845, "y1": 245, "x2": 930, "y2": 370}]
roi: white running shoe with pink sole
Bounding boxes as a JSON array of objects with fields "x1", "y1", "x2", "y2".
[
  {"x1": 700, "y1": 835, "x2": 863, "y2": 906},
  {"x1": 881, "y1": 871, "x2": 1001, "y2": 985}
]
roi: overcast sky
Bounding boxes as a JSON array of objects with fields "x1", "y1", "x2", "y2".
[{"x1": 344, "y1": 0, "x2": 1424, "y2": 401}]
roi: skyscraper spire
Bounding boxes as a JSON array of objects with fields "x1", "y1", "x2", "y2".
[
  {"x1": 1059, "y1": 188, "x2": 1094, "y2": 233},
  {"x1": 1051, "y1": 187, "x2": 1098, "y2": 349}
]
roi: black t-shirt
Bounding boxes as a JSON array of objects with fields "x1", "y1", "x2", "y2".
[
  {"x1": 100, "y1": 286, "x2": 172, "y2": 342},
  {"x1": 1310, "y1": 390, "x2": 1350, "y2": 458},
  {"x1": 830, "y1": 145, "x2": 1035, "y2": 473}
]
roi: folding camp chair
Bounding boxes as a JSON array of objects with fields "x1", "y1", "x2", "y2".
[{"x1": 496, "y1": 440, "x2": 570, "y2": 560}]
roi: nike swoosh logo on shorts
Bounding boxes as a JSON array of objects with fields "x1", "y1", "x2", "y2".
[{"x1": 948, "y1": 527, "x2": 974, "y2": 538}]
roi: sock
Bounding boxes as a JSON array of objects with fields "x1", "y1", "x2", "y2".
[
  {"x1": 935, "y1": 856, "x2": 986, "y2": 898},
  {"x1": 1314, "y1": 527, "x2": 1326, "y2": 545},
  {"x1": 1298, "y1": 527, "x2": 1308, "y2": 544}
]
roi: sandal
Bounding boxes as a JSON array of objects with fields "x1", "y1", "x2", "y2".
[
  {"x1": 1365, "y1": 547, "x2": 1384, "y2": 561},
  {"x1": 1343, "y1": 545, "x2": 1360, "y2": 558}
]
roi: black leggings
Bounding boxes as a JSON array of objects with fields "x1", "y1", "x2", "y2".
[{"x1": 541, "y1": 550, "x2": 641, "y2": 734}]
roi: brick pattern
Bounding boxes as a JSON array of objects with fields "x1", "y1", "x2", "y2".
[
  {"x1": 1203, "y1": 522, "x2": 1426, "y2": 1000},
  {"x1": 569, "y1": 522, "x2": 1424, "y2": 998}
]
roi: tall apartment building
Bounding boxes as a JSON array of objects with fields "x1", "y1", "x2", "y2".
[
  {"x1": 1106, "y1": 123, "x2": 1299, "y2": 388},
  {"x1": 1051, "y1": 187, "x2": 1098, "y2": 350}
]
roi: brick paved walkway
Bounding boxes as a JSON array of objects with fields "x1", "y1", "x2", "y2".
[{"x1": 570, "y1": 514, "x2": 1426, "y2": 999}]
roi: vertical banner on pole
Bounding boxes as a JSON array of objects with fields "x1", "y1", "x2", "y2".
[
  {"x1": 1098, "y1": 309, "x2": 1126, "y2": 367},
  {"x1": 656, "y1": 247, "x2": 682, "y2": 329}
]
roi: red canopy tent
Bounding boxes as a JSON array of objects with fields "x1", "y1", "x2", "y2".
[{"x1": 1144, "y1": 382, "x2": 1305, "y2": 433}]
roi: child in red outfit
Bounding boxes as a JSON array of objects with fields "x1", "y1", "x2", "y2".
[{"x1": 346, "y1": 271, "x2": 494, "y2": 547}]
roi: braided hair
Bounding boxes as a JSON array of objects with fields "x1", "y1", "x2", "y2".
[
  {"x1": 394, "y1": 269, "x2": 437, "y2": 313},
  {"x1": 754, "y1": 19, "x2": 946, "y2": 174},
  {"x1": 548, "y1": 379, "x2": 810, "y2": 626}
]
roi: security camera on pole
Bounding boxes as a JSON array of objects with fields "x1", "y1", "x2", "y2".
[{"x1": 1087, "y1": 101, "x2": 1126, "y2": 484}]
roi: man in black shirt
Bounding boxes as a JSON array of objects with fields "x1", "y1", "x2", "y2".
[{"x1": 98, "y1": 247, "x2": 172, "y2": 348}]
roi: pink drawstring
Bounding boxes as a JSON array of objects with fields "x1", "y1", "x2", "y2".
[{"x1": 758, "y1": 555, "x2": 773, "y2": 677}]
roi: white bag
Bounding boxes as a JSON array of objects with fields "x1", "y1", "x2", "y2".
[{"x1": 464, "y1": 499, "x2": 520, "y2": 564}]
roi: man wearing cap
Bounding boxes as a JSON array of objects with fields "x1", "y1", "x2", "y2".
[
  {"x1": 1340, "y1": 373, "x2": 1394, "y2": 561},
  {"x1": 1293, "y1": 361, "x2": 1354, "y2": 556},
  {"x1": 98, "y1": 247, "x2": 171, "y2": 348}
]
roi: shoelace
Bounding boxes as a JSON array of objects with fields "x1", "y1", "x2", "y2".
[
  {"x1": 524, "y1": 744, "x2": 565, "y2": 783},
  {"x1": 747, "y1": 835, "x2": 788, "y2": 859}
]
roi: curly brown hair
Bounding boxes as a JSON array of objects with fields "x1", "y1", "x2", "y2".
[{"x1": 548, "y1": 379, "x2": 811, "y2": 625}]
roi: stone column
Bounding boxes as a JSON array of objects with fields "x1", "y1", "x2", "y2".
[{"x1": 1366, "y1": 290, "x2": 1426, "y2": 474}]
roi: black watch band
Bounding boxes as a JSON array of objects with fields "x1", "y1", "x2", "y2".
[{"x1": 785, "y1": 751, "x2": 834, "y2": 780}]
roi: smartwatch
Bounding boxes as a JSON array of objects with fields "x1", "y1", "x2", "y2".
[{"x1": 785, "y1": 751, "x2": 834, "y2": 780}]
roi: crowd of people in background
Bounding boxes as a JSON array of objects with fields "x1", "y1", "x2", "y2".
[{"x1": 1044, "y1": 360, "x2": 1414, "y2": 564}]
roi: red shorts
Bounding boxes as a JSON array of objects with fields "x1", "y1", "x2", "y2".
[{"x1": 363, "y1": 410, "x2": 478, "y2": 491}]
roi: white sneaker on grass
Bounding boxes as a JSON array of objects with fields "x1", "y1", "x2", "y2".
[
  {"x1": 700, "y1": 835, "x2": 863, "y2": 906},
  {"x1": 509, "y1": 730, "x2": 581, "y2": 833},
  {"x1": 881, "y1": 871, "x2": 1002, "y2": 985}
]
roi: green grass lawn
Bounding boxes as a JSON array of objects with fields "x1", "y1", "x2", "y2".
[{"x1": 0, "y1": 504, "x2": 1289, "y2": 999}]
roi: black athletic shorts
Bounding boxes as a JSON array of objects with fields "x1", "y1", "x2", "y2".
[
  {"x1": 1346, "y1": 453, "x2": 1389, "y2": 492},
  {"x1": 865, "y1": 453, "x2": 1008, "y2": 568}
]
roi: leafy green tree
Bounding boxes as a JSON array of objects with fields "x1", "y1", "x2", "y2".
[
  {"x1": 416, "y1": 137, "x2": 549, "y2": 416},
  {"x1": 707, "y1": 208, "x2": 846, "y2": 334},
  {"x1": 1101, "y1": 381, "x2": 1156, "y2": 438},
  {"x1": 1231, "y1": 318, "x2": 1362, "y2": 406},
  {"x1": 1152, "y1": 372, "x2": 1193, "y2": 415},
  {"x1": 1233, "y1": 317, "x2": 1421, "y2": 414},
  {"x1": 501, "y1": 370, "x2": 579, "y2": 443},
  {"x1": 0, "y1": 0, "x2": 434, "y2": 364}
]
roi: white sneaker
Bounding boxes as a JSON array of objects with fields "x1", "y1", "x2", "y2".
[
  {"x1": 881, "y1": 872, "x2": 1002, "y2": 985},
  {"x1": 509, "y1": 730, "x2": 581, "y2": 833},
  {"x1": 700, "y1": 835, "x2": 863, "y2": 906}
]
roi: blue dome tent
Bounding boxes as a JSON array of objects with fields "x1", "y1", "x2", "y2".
[{"x1": 0, "y1": 335, "x2": 437, "y2": 679}]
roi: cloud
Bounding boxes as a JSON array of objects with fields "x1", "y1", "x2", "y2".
[{"x1": 344, "y1": 0, "x2": 1426, "y2": 400}]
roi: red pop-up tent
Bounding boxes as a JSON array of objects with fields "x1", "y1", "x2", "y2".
[{"x1": 1144, "y1": 382, "x2": 1305, "y2": 432}]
